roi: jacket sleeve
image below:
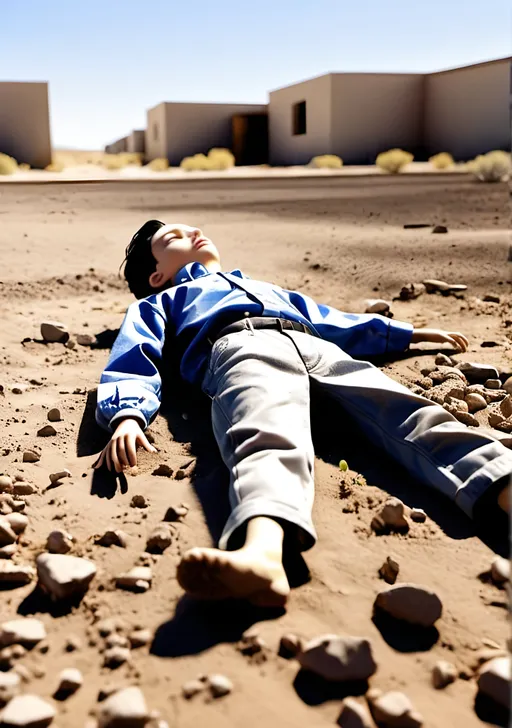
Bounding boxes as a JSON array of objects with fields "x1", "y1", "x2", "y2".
[
  {"x1": 95, "y1": 298, "x2": 167, "y2": 432},
  {"x1": 283, "y1": 289, "x2": 413, "y2": 358}
]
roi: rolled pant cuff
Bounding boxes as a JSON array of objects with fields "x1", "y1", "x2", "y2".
[
  {"x1": 455, "y1": 452, "x2": 512, "y2": 518},
  {"x1": 218, "y1": 499, "x2": 317, "y2": 552}
]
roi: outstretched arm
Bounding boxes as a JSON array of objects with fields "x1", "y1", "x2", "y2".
[{"x1": 95, "y1": 297, "x2": 168, "y2": 471}]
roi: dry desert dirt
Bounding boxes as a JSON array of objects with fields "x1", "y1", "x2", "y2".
[{"x1": 0, "y1": 175, "x2": 510, "y2": 727}]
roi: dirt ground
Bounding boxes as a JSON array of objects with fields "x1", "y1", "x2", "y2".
[{"x1": 0, "y1": 175, "x2": 510, "y2": 727}]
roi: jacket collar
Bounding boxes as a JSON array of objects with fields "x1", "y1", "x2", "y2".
[{"x1": 173, "y1": 263, "x2": 245, "y2": 285}]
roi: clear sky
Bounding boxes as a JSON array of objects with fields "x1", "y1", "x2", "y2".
[{"x1": 2, "y1": 0, "x2": 511, "y2": 150}]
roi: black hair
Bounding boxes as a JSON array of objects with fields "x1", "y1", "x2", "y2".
[{"x1": 120, "y1": 219, "x2": 166, "y2": 299}]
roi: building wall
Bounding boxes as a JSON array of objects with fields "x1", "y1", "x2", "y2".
[
  {"x1": 126, "y1": 130, "x2": 145, "y2": 155},
  {"x1": 0, "y1": 82, "x2": 51, "y2": 168},
  {"x1": 105, "y1": 137, "x2": 128, "y2": 154},
  {"x1": 145, "y1": 104, "x2": 168, "y2": 160},
  {"x1": 145, "y1": 103, "x2": 267, "y2": 164},
  {"x1": 425, "y1": 58, "x2": 511, "y2": 159},
  {"x1": 268, "y1": 75, "x2": 332, "y2": 165},
  {"x1": 331, "y1": 74, "x2": 424, "y2": 164}
]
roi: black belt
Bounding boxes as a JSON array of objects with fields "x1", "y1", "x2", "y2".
[{"x1": 209, "y1": 316, "x2": 316, "y2": 345}]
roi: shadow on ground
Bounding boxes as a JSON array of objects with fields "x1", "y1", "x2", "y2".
[
  {"x1": 293, "y1": 670, "x2": 368, "y2": 706},
  {"x1": 150, "y1": 596, "x2": 284, "y2": 658}
]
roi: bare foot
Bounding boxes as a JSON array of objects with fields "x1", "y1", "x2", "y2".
[{"x1": 177, "y1": 546, "x2": 290, "y2": 607}]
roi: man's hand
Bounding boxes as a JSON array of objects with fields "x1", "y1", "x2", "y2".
[
  {"x1": 94, "y1": 417, "x2": 157, "y2": 473},
  {"x1": 411, "y1": 328, "x2": 469, "y2": 353}
]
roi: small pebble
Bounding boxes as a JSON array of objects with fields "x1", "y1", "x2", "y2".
[
  {"x1": 279, "y1": 633, "x2": 304, "y2": 659},
  {"x1": 36, "y1": 552, "x2": 96, "y2": 600},
  {"x1": 182, "y1": 679, "x2": 205, "y2": 699},
  {"x1": 208, "y1": 673, "x2": 233, "y2": 698},
  {"x1": 46, "y1": 529, "x2": 74, "y2": 554},
  {"x1": 22, "y1": 450, "x2": 40, "y2": 463},
  {"x1": 152, "y1": 464, "x2": 173, "y2": 477},
  {"x1": 146, "y1": 524, "x2": 173, "y2": 553},
  {"x1": 374, "y1": 583, "x2": 442, "y2": 627},
  {"x1": 338, "y1": 697, "x2": 375, "y2": 728},
  {"x1": 379, "y1": 556, "x2": 400, "y2": 584},
  {"x1": 0, "y1": 618, "x2": 46, "y2": 648},
  {"x1": 432, "y1": 660, "x2": 457, "y2": 689},
  {"x1": 40, "y1": 320, "x2": 69, "y2": 343},
  {"x1": 77, "y1": 333, "x2": 95, "y2": 346},
  {"x1": 369, "y1": 690, "x2": 423, "y2": 727},
  {"x1": 128, "y1": 629, "x2": 152, "y2": 648},
  {"x1": 0, "y1": 476, "x2": 13, "y2": 494},
  {"x1": 130, "y1": 494, "x2": 148, "y2": 508},
  {"x1": 485, "y1": 379, "x2": 502, "y2": 389},
  {"x1": 490, "y1": 556, "x2": 510, "y2": 585},
  {"x1": 116, "y1": 566, "x2": 152, "y2": 592},
  {"x1": 98, "y1": 686, "x2": 149, "y2": 726},
  {"x1": 371, "y1": 498, "x2": 409, "y2": 533},
  {"x1": 477, "y1": 656, "x2": 510, "y2": 709},
  {"x1": 410, "y1": 508, "x2": 426, "y2": 523},
  {"x1": 49, "y1": 469, "x2": 72, "y2": 484},
  {"x1": 95, "y1": 530, "x2": 128, "y2": 548},
  {"x1": 65, "y1": 635, "x2": 82, "y2": 652},
  {"x1": 5, "y1": 513, "x2": 28, "y2": 534},
  {"x1": 163, "y1": 504, "x2": 189, "y2": 522},
  {"x1": 298, "y1": 634, "x2": 377, "y2": 681},
  {"x1": 1, "y1": 694, "x2": 56, "y2": 726},
  {"x1": 0, "y1": 671, "x2": 21, "y2": 706},
  {"x1": 465, "y1": 393, "x2": 487, "y2": 413},
  {"x1": 47, "y1": 408, "x2": 61, "y2": 422},
  {"x1": 103, "y1": 646, "x2": 131, "y2": 668},
  {"x1": 56, "y1": 667, "x2": 83, "y2": 695},
  {"x1": 37, "y1": 424, "x2": 56, "y2": 437}
]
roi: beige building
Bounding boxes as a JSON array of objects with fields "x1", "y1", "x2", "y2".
[
  {"x1": 126, "y1": 130, "x2": 145, "y2": 155},
  {"x1": 269, "y1": 57, "x2": 511, "y2": 165},
  {"x1": 145, "y1": 102, "x2": 267, "y2": 164},
  {"x1": 0, "y1": 82, "x2": 52, "y2": 168},
  {"x1": 104, "y1": 136, "x2": 128, "y2": 154}
]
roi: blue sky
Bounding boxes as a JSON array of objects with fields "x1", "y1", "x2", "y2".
[{"x1": 2, "y1": 0, "x2": 511, "y2": 150}]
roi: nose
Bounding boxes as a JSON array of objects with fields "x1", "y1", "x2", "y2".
[{"x1": 191, "y1": 228, "x2": 202, "y2": 240}]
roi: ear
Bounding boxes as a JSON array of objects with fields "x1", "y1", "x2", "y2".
[{"x1": 149, "y1": 270, "x2": 167, "y2": 288}]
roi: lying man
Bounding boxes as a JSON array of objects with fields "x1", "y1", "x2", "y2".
[{"x1": 94, "y1": 220, "x2": 511, "y2": 607}]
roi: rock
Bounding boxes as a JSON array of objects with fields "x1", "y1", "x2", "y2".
[
  {"x1": 403, "y1": 223, "x2": 432, "y2": 229},
  {"x1": 64, "y1": 338, "x2": 76, "y2": 350},
  {"x1": 374, "y1": 584, "x2": 442, "y2": 627},
  {"x1": 116, "y1": 566, "x2": 152, "y2": 592},
  {"x1": 379, "y1": 556, "x2": 400, "y2": 585},
  {"x1": 451, "y1": 410, "x2": 479, "y2": 427},
  {"x1": 477, "y1": 656, "x2": 510, "y2": 709},
  {"x1": 12, "y1": 482, "x2": 36, "y2": 496},
  {"x1": 485, "y1": 378, "x2": 502, "y2": 389},
  {"x1": 0, "y1": 545, "x2": 16, "y2": 559},
  {"x1": 22, "y1": 450, "x2": 40, "y2": 464},
  {"x1": 432, "y1": 660, "x2": 457, "y2": 689},
  {"x1": 95, "y1": 530, "x2": 128, "y2": 548},
  {"x1": 432, "y1": 225, "x2": 448, "y2": 234},
  {"x1": 128, "y1": 629, "x2": 152, "y2": 648},
  {"x1": 0, "y1": 694, "x2": 56, "y2": 726},
  {"x1": 46, "y1": 530, "x2": 74, "y2": 554},
  {"x1": 182, "y1": 679, "x2": 205, "y2": 699},
  {"x1": 370, "y1": 691, "x2": 423, "y2": 727},
  {"x1": 152, "y1": 464, "x2": 173, "y2": 477},
  {"x1": 0, "y1": 619, "x2": 46, "y2": 650},
  {"x1": 488, "y1": 411, "x2": 505, "y2": 428},
  {"x1": 372, "y1": 498, "x2": 409, "y2": 533},
  {"x1": 65, "y1": 635, "x2": 82, "y2": 652},
  {"x1": 47, "y1": 409, "x2": 61, "y2": 422},
  {"x1": 483, "y1": 294, "x2": 500, "y2": 303},
  {"x1": 500, "y1": 395, "x2": 512, "y2": 419},
  {"x1": 96, "y1": 617, "x2": 128, "y2": 637},
  {"x1": 163, "y1": 504, "x2": 189, "y2": 522},
  {"x1": 298, "y1": 634, "x2": 377, "y2": 682},
  {"x1": 49, "y1": 469, "x2": 71, "y2": 484},
  {"x1": 490, "y1": 557, "x2": 510, "y2": 585},
  {"x1": 40, "y1": 320, "x2": 69, "y2": 343},
  {"x1": 37, "y1": 425, "x2": 56, "y2": 437},
  {"x1": 495, "y1": 417, "x2": 512, "y2": 434},
  {"x1": 0, "y1": 563, "x2": 35, "y2": 585},
  {"x1": 36, "y1": 553, "x2": 96, "y2": 600},
  {"x1": 56, "y1": 667, "x2": 83, "y2": 695},
  {"x1": 0, "y1": 477, "x2": 13, "y2": 494},
  {"x1": 0, "y1": 517, "x2": 17, "y2": 546},
  {"x1": 77, "y1": 333, "x2": 95, "y2": 346},
  {"x1": 445, "y1": 397, "x2": 469, "y2": 413},
  {"x1": 399, "y1": 283, "x2": 425, "y2": 301},
  {"x1": 503, "y1": 376, "x2": 512, "y2": 395},
  {"x1": 0, "y1": 671, "x2": 21, "y2": 706},
  {"x1": 410, "y1": 508, "x2": 426, "y2": 523},
  {"x1": 145, "y1": 525, "x2": 173, "y2": 553},
  {"x1": 279, "y1": 633, "x2": 304, "y2": 659},
  {"x1": 456, "y1": 362, "x2": 499, "y2": 384},
  {"x1": 98, "y1": 686, "x2": 149, "y2": 727},
  {"x1": 434, "y1": 353, "x2": 453, "y2": 367},
  {"x1": 364, "y1": 299, "x2": 390, "y2": 315},
  {"x1": 337, "y1": 698, "x2": 375, "y2": 728},
  {"x1": 103, "y1": 646, "x2": 131, "y2": 668},
  {"x1": 208, "y1": 674, "x2": 233, "y2": 698},
  {"x1": 130, "y1": 494, "x2": 148, "y2": 509},
  {"x1": 237, "y1": 634, "x2": 268, "y2": 660},
  {"x1": 465, "y1": 393, "x2": 487, "y2": 413},
  {"x1": 105, "y1": 633, "x2": 130, "y2": 650}
]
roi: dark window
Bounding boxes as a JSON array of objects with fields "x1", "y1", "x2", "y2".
[
  {"x1": 153, "y1": 123, "x2": 159, "y2": 141},
  {"x1": 292, "y1": 101, "x2": 306, "y2": 135}
]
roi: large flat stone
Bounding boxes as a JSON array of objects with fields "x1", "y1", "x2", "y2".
[{"x1": 36, "y1": 553, "x2": 96, "y2": 601}]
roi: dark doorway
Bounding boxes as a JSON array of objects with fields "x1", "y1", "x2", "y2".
[{"x1": 232, "y1": 113, "x2": 269, "y2": 165}]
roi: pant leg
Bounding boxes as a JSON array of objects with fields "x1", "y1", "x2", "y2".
[
  {"x1": 201, "y1": 327, "x2": 316, "y2": 551},
  {"x1": 285, "y1": 331, "x2": 512, "y2": 518}
]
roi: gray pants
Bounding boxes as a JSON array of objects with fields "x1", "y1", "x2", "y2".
[{"x1": 201, "y1": 326, "x2": 512, "y2": 550}]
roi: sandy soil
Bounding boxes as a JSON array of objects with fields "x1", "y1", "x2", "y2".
[{"x1": 0, "y1": 175, "x2": 509, "y2": 727}]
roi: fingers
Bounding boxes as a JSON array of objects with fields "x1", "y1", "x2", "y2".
[
  {"x1": 93, "y1": 430, "x2": 157, "y2": 473},
  {"x1": 137, "y1": 432, "x2": 157, "y2": 454},
  {"x1": 448, "y1": 332, "x2": 469, "y2": 352},
  {"x1": 93, "y1": 449, "x2": 106, "y2": 469},
  {"x1": 126, "y1": 435, "x2": 138, "y2": 468}
]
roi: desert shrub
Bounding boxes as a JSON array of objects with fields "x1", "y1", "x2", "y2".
[
  {"x1": 207, "y1": 148, "x2": 235, "y2": 170},
  {"x1": 117, "y1": 152, "x2": 142, "y2": 167},
  {"x1": 376, "y1": 148, "x2": 413, "y2": 174},
  {"x1": 469, "y1": 150, "x2": 511, "y2": 183},
  {"x1": 309, "y1": 154, "x2": 343, "y2": 169},
  {"x1": 147, "y1": 157, "x2": 169, "y2": 172},
  {"x1": 45, "y1": 161, "x2": 65, "y2": 172},
  {"x1": 0, "y1": 153, "x2": 18, "y2": 175},
  {"x1": 102, "y1": 154, "x2": 128, "y2": 170},
  {"x1": 18, "y1": 163, "x2": 30, "y2": 171},
  {"x1": 429, "y1": 152, "x2": 454, "y2": 170},
  {"x1": 180, "y1": 153, "x2": 212, "y2": 171}
]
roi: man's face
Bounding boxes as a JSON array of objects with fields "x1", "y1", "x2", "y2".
[{"x1": 149, "y1": 223, "x2": 221, "y2": 289}]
